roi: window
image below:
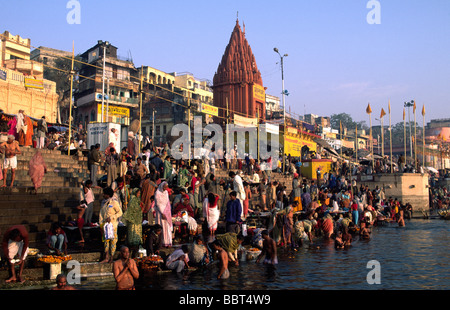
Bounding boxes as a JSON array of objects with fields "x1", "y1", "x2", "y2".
[
  {"x1": 156, "y1": 125, "x2": 160, "y2": 136},
  {"x1": 163, "y1": 125, "x2": 167, "y2": 135}
]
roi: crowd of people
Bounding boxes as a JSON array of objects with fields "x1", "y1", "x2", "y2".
[
  {"x1": 58, "y1": 135, "x2": 415, "y2": 288},
  {"x1": 0, "y1": 118, "x2": 437, "y2": 289}
]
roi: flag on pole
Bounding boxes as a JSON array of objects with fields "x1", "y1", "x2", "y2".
[
  {"x1": 403, "y1": 108, "x2": 405, "y2": 120},
  {"x1": 388, "y1": 100, "x2": 391, "y2": 114},
  {"x1": 413, "y1": 100, "x2": 416, "y2": 114},
  {"x1": 380, "y1": 108, "x2": 386, "y2": 118},
  {"x1": 366, "y1": 103, "x2": 372, "y2": 114},
  {"x1": 422, "y1": 104, "x2": 425, "y2": 116}
]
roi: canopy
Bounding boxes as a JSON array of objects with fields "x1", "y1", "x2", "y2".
[
  {"x1": 425, "y1": 167, "x2": 439, "y2": 174},
  {"x1": 313, "y1": 137, "x2": 340, "y2": 157},
  {"x1": 48, "y1": 126, "x2": 69, "y2": 133}
]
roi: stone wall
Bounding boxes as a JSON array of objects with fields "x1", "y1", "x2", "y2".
[{"x1": 359, "y1": 173, "x2": 429, "y2": 213}]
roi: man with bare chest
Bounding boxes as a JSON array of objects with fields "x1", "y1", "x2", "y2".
[
  {"x1": 256, "y1": 230, "x2": 278, "y2": 265},
  {"x1": 1, "y1": 135, "x2": 21, "y2": 188},
  {"x1": 212, "y1": 239, "x2": 229, "y2": 279},
  {"x1": 113, "y1": 246, "x2": 139, "y2": 290}
]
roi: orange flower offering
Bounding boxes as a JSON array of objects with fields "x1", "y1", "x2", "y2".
[
  {"x1": 37, "y1": 255, "x2": 73, "y2": 263},
  {"x1": 135, "y1": 255, "x2": 163, "y2": 271},
  {"x1": 248, "y1": 248, "x2": 260, "y2": 252}
]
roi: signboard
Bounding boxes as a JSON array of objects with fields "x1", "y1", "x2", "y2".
[
  {"x1": 260, "y1": 123, "x2": 279, "y2": 135},
  {"x1": 234, "y1": 114, "x2": 258, "y2": 127},
  {"x1": 201, "y1": 103, "x2": 218, "y2": 116},
  {"x1": 284, "y1": 135, "x2": 317, "y2": 157},
  {"x1": 253, "y1": 84, "x2": 265, "y2": 102},
  {"x1": 24, "y1": 77, "x2": 44, "y2": 90},
  {"x1": 342, "y1": 139, "x2": 355, "y2": 149},
  {"x1": 87, "y1": 122, "x2": 122, "y2": 152},
  {"x1": 287, "y1": 126, "x2": 298, "y2": 135},
  {"x1": 97, "y1": 104, "x2": 130, "y2": 118},
  {"x1": 0, "y1": 69, "x2": 6, "y2": 81}
]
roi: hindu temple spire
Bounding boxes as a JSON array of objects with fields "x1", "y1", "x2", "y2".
[{"x1": 212, "y1": 19, "x2": 266, "y2": 122}]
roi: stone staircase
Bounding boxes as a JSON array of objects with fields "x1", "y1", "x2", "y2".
[
  {"x1": 0, "y1": 154, "x2": 298, "y2": 286},
  {"x1": 0, "y1": 185, "x2": 104, "y2": 248},
  {"x1": 0, "y1": 147, "x2": 106, "y2": 247},
  {"x1": 2, "y1": 147, "x2": 91, "y2": 188}
]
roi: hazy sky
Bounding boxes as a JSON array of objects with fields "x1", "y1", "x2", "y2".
[{"x1": 3, "y1": 0, "x2": 449, "y2": 127}]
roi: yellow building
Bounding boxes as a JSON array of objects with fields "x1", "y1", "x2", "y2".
[
  {"x1": 140, "y1": 66, "x2": 175, "y2": 85},
  {"x1": 0, "y1": 31, "x2": 58, "y2": 123},
  {"x1": 300, "y1": 159, "x2": 333, "y2": 180},
  {"x1": 284, "y1": 126, "x2": 318, "y2": 157}
]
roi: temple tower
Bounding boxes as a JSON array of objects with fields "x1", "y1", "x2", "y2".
[{"x1": 212, "y1": 19, "x2": 266, "y2": 125}]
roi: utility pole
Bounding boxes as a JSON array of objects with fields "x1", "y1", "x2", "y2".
[
  {"x1": 152, "y1": 108, "x2": 157, "y2": 143},
  {"x1": 101, "y1": 43, "x2": 106, "y2": 122},
  {"x1": 274, "y1": 47, "x2": 288, "y2": 174},
  {"x1": 106, "y1": 77, "x2": 110, "y2": 122},
  {"x1": 187, "y1": 98, "x2": 191, "y2": 165},
  {"x1": 68, "y1": 41, "x2": 75, "y2": 156},
  {"x1": 138, "y1": 66, "x2": 143, "y2": 152},
  {"x1": 226, "y1": 98, "x2": 229, "y2": 170}
]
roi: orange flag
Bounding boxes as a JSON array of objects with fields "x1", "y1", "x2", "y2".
[
  {"x1": 388, "y1": 100, "x2": 391, "y2": 114},
  {"x1": 413, "y1": 100, "x2": 416, "y2": 114},
  {"x1": 422, "y1": 104, "x2": 425, "y2": 116},
  {"x1": 366, "y1": 103, "x2": 372, "y2": 114},
  {"x1": 403, "y1": 108, "x2": 405, "y2": 121},
  {"x1": 380, "y1": 108, "x2": 386, "y2": 118}
]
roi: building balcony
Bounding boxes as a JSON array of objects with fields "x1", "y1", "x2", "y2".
[{"x1": 4, "y1": 59, "x2": 43, "y2": 78}]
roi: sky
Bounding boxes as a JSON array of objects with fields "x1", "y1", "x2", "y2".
[{"x1": 2, "y1": 0, "x2": 450, "y2": 127}]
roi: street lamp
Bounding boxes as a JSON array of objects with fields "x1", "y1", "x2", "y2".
[
  {"x1": 375, "y1": 117, "x2": 383, "y2": 156},
  {"x1": 404, "y1": 100, "x2": 414, "y2": 159},
  {"x1": 101, "y1": 41, "x2": 110, "y2": 123},
  {"x1": 274, "y1": 47, "x2": 288, "y2": 174}
]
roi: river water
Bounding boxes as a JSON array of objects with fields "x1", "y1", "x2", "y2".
[{"x1": 79, "y1": 218, "x2": 450, "y2": 290}]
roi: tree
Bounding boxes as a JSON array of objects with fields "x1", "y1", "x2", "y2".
[
  {"x1": 44, "y1": 55, "x2": 82, "y2": 123},
  {"x1": 330, "y1": 113, "x2": 355, "y2": 131}
]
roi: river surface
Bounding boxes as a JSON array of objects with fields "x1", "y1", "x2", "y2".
[{"x1": 78, "y1": 218, "x2": 450, "y2": 290}]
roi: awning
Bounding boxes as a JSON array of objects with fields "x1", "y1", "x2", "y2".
[{"x1": 314, "y1": 137, "x2": 340, "y2": 157}]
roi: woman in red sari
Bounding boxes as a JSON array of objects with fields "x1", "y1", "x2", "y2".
[
  {"x1": 321, "y1": 214, "x2": 334, "y2": 239},
  {"x1": 28, "y1": 150, "x2": 47, "y2": 192}
]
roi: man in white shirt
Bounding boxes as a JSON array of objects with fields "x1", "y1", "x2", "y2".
[{"x1": 229, "y1": 171, "x2": 246, "y2": 219}]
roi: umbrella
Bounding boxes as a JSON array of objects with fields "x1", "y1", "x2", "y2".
[
  {"x1": 425, "y1": 167, "x2": 439, "y2": 174},
  {"x1": 48, "y1": 126, "x2": 69, "y2": 133}
]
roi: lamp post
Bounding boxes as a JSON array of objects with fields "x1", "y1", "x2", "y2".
[
  {"x1": 152, "y1": 108, "x2": 157, "y2": 142},
  {"x1": 274, "y1": 47, "x2": 288, "y2": 174},
  {"x1": 404, "y1": 100, "x2": 414, "y2": 161},
  {"x1": 101, "y1": 41, "x2": 110, "y2": 123}
]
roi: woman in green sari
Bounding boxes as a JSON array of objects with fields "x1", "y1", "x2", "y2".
[
  {"x1": 163, "y1": 157, "x2": 172, "y2": 180},
  {"x1": 122, "y1": 187, "x2": 143, "y2": 258}
]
